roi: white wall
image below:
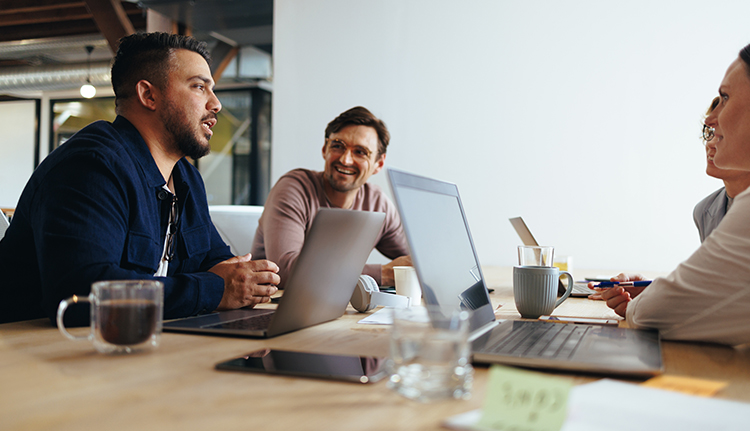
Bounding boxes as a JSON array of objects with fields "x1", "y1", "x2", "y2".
[
  {"x1": 273, "y1": 0, "x2": 750, "y2": 274},
  {"x1": 0, "y1": 100, "x2": 36, "y2": 208}
]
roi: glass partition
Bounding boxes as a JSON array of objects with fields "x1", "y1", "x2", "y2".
[{"x1": 50, "y1": 86, "x2": 271, "y2": 205}]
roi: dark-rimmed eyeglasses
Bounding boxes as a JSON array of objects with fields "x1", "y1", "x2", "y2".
[{"x1": 702, "y1": 124, "x2": 715, "y2": 143}]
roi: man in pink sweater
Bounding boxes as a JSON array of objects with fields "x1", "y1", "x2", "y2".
[{"x1": 251, "y1": 106, "x2": 411, "y2": 289}]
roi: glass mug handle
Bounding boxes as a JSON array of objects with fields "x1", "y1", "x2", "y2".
[{"x1": 56, "y1": 295, "x2": 93, "y2": 341}]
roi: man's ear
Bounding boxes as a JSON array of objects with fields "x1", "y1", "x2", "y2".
[
  {"x1": 135, "y1": 80, "x2": 157, "y2": 111},
  {"x1": 372, "y1": 153, "x2": 386, "y2": 175}
]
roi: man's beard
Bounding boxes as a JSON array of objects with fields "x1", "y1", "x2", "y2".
[
  {"x1": 162, "y1": 100, "x2": 213, "y2": 160},
  {"x1": 324, "y1": 170, "x2": 360, "y2": 193}
]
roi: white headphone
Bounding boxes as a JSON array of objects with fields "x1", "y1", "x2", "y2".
[{"x1": 350, "y1": 275, "x2": 411, "y2": 312}]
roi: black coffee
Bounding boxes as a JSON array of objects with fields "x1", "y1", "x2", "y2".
[{"x1": 99, "y1": 300, "x2": 158, "y2": 345}]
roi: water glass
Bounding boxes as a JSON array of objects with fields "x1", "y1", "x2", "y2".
[
  {"x1": 387, "y1": 306, "x2": 473, "y2": 402},
  {"x1": 518, "y1": 245, "x2": 554, "y2": 267}
]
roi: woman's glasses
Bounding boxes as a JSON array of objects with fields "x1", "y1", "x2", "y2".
[{"x1": 702, "y1": 124, "x2": 715, "y2": 143}]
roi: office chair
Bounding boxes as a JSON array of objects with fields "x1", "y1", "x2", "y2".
[{"x1": 208, "y1": 205, "x2": 264, "y2": 256}]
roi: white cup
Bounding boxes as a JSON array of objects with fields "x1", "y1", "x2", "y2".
[{"x1": 394, "y1": 266, "x2": 421, "y2": 307}]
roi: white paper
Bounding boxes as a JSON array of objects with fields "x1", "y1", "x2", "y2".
[
  {"x1": 356, "y1": 306, "x2": 431, "y2": 325},
  {"x1": 443, "y1": 379, "x2": 750, "y2": 431},
  {"x1": 356, "y1": 307, "x2": 393, "y2": 325}
]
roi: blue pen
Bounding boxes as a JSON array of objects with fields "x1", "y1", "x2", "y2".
[{"x1": 594, "y1": 280, "x2": 652, "y2": 288}]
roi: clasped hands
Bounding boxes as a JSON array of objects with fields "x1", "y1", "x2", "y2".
[{"x1": 209, "y1": 253, "x2": 280, "y2": 310}]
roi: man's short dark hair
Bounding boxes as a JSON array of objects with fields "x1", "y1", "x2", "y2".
[
  {"x1": 111, "y1": 32, "x2": 211, "y2": 109},
  {"x1": 325, "y1": 106, "x2": 390, "y2": 156}
]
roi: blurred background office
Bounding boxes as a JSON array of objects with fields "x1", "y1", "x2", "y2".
[{"x1": 2, "y1": 0, "x2": 749, "y2": 273}]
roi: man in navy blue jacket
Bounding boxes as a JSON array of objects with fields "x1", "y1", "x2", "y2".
[{"x1": 0, "y1": 33, "x2": 280, "y2": 325}]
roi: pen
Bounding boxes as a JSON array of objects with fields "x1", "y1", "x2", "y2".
[{"x1": 594, "y1": 280, "x2": 652, "y2": 288}]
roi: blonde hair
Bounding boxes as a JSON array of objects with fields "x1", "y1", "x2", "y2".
[{"x1": 706, "y1": 96, "x2": 720, "y2": 116}]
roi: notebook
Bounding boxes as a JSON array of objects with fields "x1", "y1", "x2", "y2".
[
  {"x1": 387, "y1": 168, "x2": 662, "y2": 377},
  {"x1": 509, "y1": 216, "x2": 596, "y2": 297},
  {"x1": 163, "y1": 208, "x2": 385, "y2": 338}
]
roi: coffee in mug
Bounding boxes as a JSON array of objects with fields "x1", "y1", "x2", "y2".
[
  {"x1": 57, "y1": 280, "x2": 163, "y2": 354},
  {"x1": 99, "y1": 299, "x2": 159, "y2": 345}
]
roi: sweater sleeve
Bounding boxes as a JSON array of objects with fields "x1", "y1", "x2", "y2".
[
  {"x1": 252, "y1": 172, "x2": 315, "y2": 289},
  {"x1": 374, "y1": 192, "x2": 410, "y2": 259},
  {"x1": 358, "y1": 183, "x2": 410, "y2": 285},
  {"x1": 626, "y1": 188, "x2": 750, "y2": 346}
]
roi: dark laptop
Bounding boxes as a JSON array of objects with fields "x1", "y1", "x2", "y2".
[
  {"x1": 387, "y1": 168, "x2": 662, "y2": 377},
  {"x1": 164, "y1": 208, "x2": 385, "y2": 338}
]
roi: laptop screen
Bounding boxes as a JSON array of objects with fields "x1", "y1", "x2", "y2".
[
  {"x1": 387, "y1": 168, "x2": 495, "y2": 331},
  {"x1": 0, "y1": 211, "x2": 9, "y2": 238}
]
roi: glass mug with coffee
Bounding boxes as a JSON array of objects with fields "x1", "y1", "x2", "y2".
[{"x1": 57, "y1": 280, "x2": 163, "y2": 354}]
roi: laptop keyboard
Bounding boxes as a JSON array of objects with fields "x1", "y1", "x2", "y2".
[
  {"x1": 572, "y1": 283, "x2": 596, "y2": 295},
  {"x1": 203, "y1": 312, "x2": 275, "y2": 331},
  {"x1": 487, "y1": 321, "x2": 591, "y2": 360}
]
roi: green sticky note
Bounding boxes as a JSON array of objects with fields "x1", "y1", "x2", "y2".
[{"x1": 475, "y1": 365, "x2": 573, "y2": 431}]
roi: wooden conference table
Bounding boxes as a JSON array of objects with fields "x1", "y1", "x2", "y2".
[{"x1": 3, "y1": 267, "x2": 750, "y2": 431}]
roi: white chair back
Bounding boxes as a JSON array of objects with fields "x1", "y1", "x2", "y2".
[{"x1": 208, "y1": 205, "x2": 264, "y2": 256}]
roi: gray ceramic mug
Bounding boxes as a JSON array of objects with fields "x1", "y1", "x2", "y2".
[{"x1": 513, "y1": 266, "x2": 574, "y2": 319}]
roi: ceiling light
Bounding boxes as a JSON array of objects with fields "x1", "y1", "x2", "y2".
[{"x1": 80, "y1": 45, "x2": 96, "y2": 99}]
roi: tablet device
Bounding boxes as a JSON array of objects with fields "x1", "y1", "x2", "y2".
[{"x1": 215, "y1": 349, "x2": 388, "y2": 384}]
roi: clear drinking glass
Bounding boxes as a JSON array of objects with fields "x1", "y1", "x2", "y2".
[
  {"x1": 387, "y1": 306, "x2": 473, "y2": 402},
  {"x1": 518, "y1": 245, "x2": 554, "y2": 267}
]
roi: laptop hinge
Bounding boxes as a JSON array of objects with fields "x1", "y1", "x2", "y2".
[{"x1": 468, "y1": 320, "x2": 500, "y2": 343}]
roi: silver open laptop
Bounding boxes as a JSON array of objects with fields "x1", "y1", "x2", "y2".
[
  {"x1": 387, "y1": 168, "x2": 662, "y2": 377},
  {"x1": 164, "y1": 208, "x2": 385, "y2": 338},
  {"x1": 509, "y1": 217, "x2": 596, "y2": 297}
]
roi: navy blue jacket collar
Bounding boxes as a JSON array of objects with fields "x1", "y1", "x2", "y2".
[{"x1": 112, "y1": 115, "x2": 167, "y2": 190}]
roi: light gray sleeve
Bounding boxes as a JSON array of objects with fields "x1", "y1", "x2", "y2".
[{"x1": 693, "y1": 200, "x2": 706, "y2": 243}]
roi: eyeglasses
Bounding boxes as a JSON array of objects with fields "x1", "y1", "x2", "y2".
[
  {"x1": 165, "y1": 195, "x2": 178, "y2": 262},
  {"x1": 325, "y1": 138, "x2": 374, "y2": 161},
  {"x1": 702, "y1": 124, "x2": 715, "y2": 143}
]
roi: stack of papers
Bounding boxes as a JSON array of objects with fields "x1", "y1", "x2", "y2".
[{"x1": 444, "y1": 379, "x2": 750, "y2": 431}]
